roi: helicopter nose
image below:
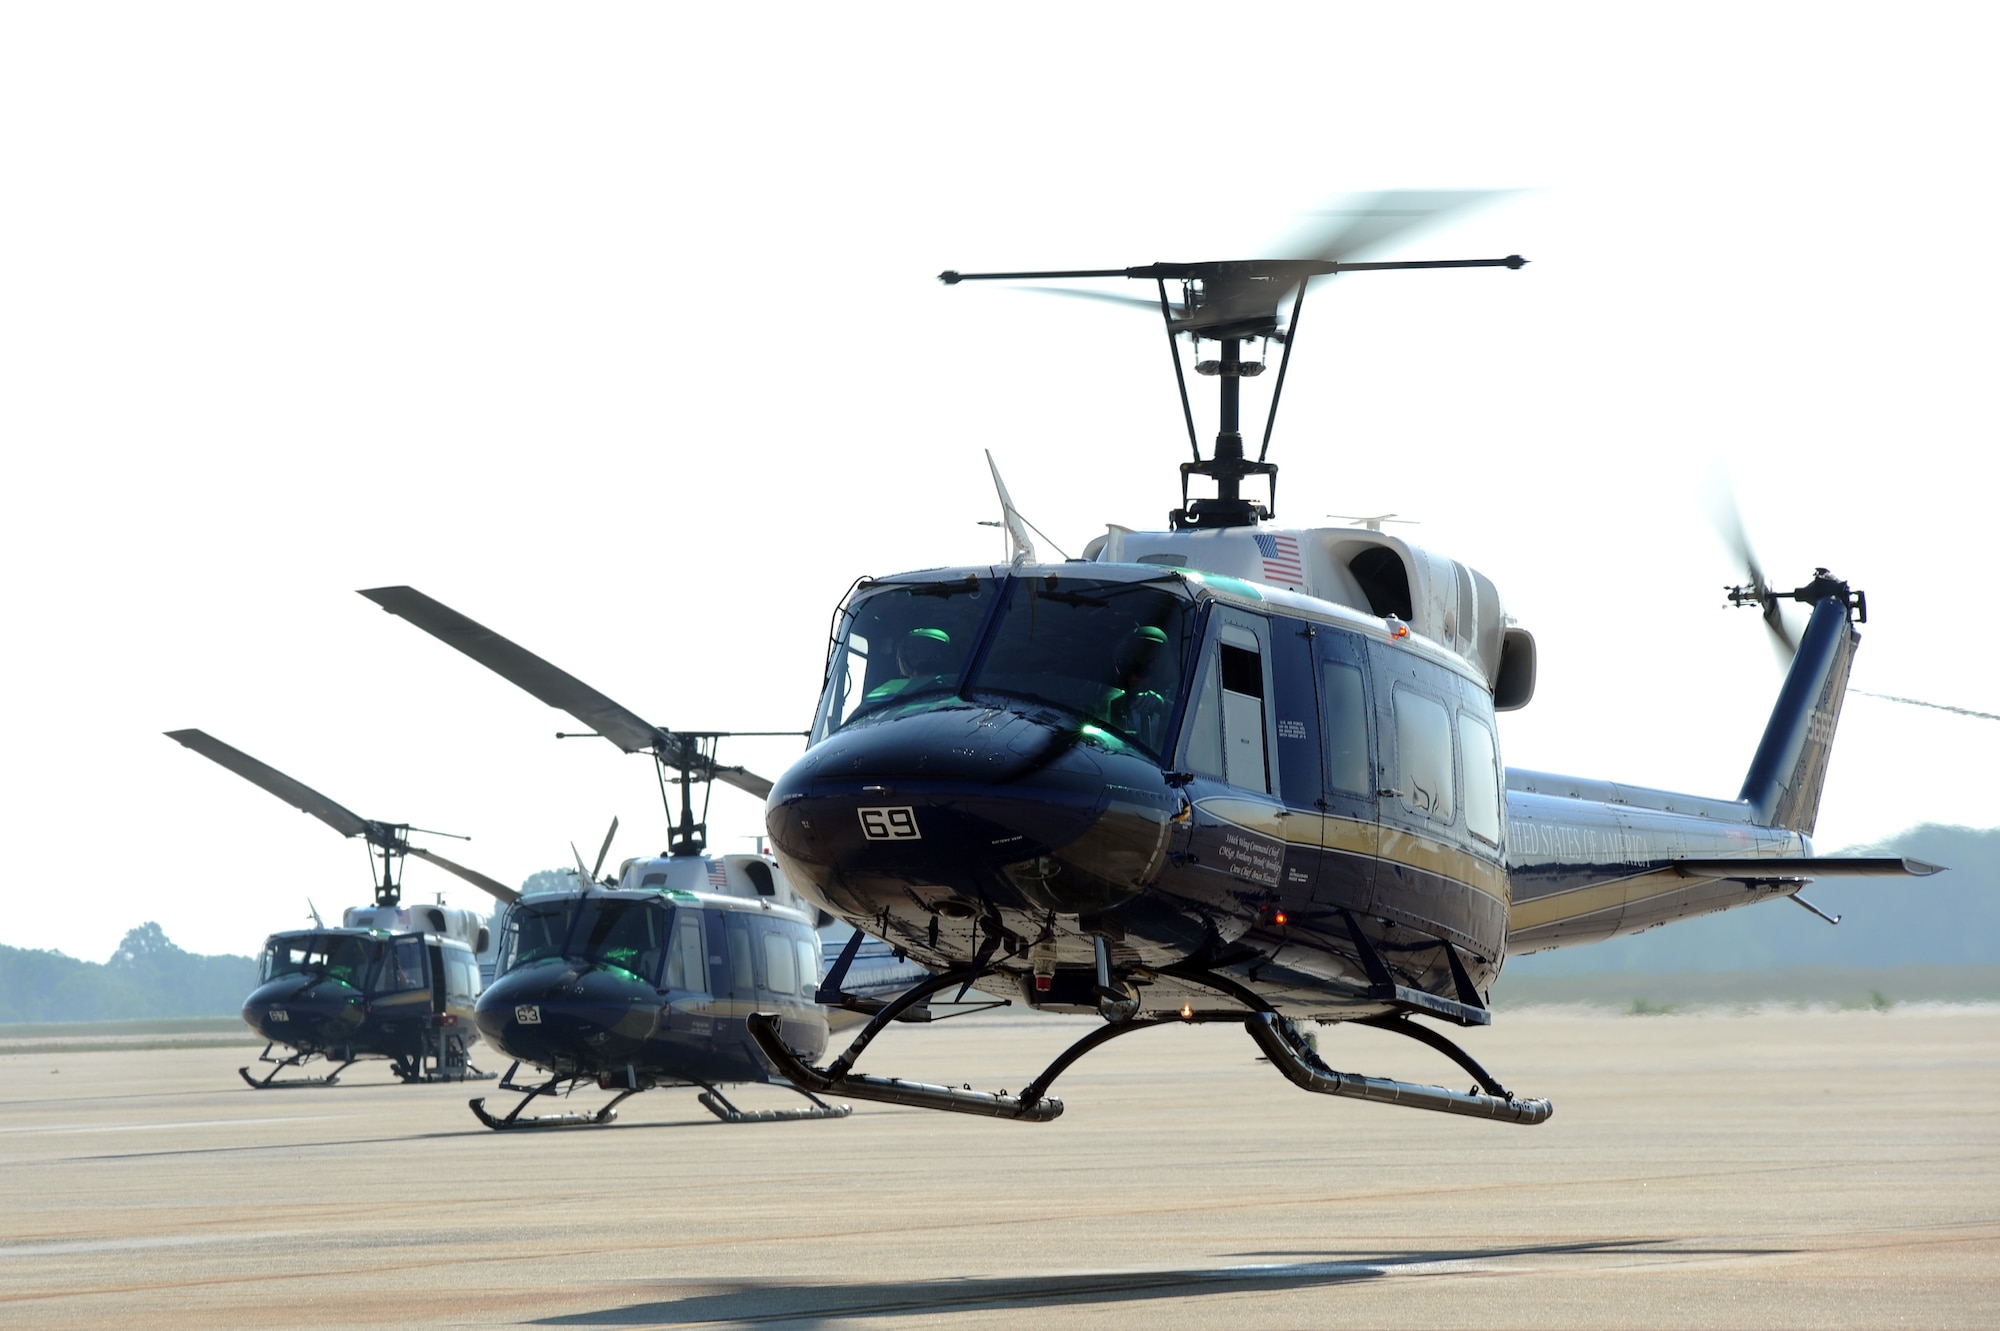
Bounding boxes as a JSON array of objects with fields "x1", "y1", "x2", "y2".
[
  {"x1": 766, "y1": 703, "x2": 1180, "y2": 921},
  {"x1": 242, "y1": 978, "x2": 365, "y2": 1049},
  {"x1": 475, "y1": 963, "x2": 658, "y2": 1070}
]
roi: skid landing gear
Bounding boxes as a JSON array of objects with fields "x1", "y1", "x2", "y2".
[
  {"x1": 470, "y1": 1064, "x2": 638, "y2": 1129},
  {"x1": 469, "y1": 1064, "x2": 854, "y2": 1130},
  {"x1": 393, "y1": 1031, "x2": 496, "y2": 1085},
  {"x1": 695, "y1": 1081, "x2": 850, "y2": 1124},
  {"x1": 239, "y1": 1044, "x2": 356, "y2": 1089},
  {"x1": 748, "y1": 967, "x2": 1554, "y2": 1126}
]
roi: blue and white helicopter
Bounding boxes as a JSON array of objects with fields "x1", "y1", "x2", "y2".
[
  {"x1": 359, "y1": 587, "x2": 933, "y2": 1128},
  {"x1": 748, "y1": 193, "x2": 1941, "y2": 1126},
  {"x1": 165, "y1": 729, "x2": 515, "y2": 1087}
]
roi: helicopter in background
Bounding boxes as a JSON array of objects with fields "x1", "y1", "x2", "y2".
[
  {"x1": 357, "y1": 586, "x2": 933, "y2": 1128},
  {"x1": 748, "y1": 192, "x2": 1941, "y2": 1127},
  {"x1": 165, "y1": 729, "x2": 518, "y2": 1087}
]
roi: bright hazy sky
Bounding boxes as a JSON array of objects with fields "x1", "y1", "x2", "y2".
[{"x1": 5, "y1": 4, "x2": 1995, "y2": 961}]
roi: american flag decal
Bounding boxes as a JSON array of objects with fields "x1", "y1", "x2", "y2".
[
  {"x1": 706, "y1": 859, "x2": 729, "y2": 889},
  {"x1": 1254, "y1": 532, "x2": 1304, "y2": 586}
]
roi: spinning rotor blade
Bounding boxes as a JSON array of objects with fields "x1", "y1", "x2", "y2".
[
  {"x1": 360, "y1": 586, "x2": 775, "y2": 801},
  {"x1": 1706, "y1": 480, "x2": 1798, "y2": 661},
  {"x1": 406, "y1": 845, "x2": 521, "y2": 906},
  {"x1": 944, "y1": 190, "x2": 1522, "y2": 341},
  {"x1": 1276, "y1": 189, "x2": 1513, "y2": 266},
  {"x1": 1005, "y1": 285, "x2": 1162, "y2": 313},
  {"x1": 166, "y1": 729, "x2": 373, "y2": 841}
]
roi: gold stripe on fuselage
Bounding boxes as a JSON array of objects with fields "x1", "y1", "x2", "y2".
[
  {"x1": 1506, "y1": 869, "x2": 1703, "y2": 933},
  {"x1": 1193, "y1": 796, "x2": 1509, "y2": 905}
]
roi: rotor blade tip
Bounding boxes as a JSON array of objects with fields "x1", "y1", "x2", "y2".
[{"x1": 938, "y1": 270, "x2": 962, "y2": 285}]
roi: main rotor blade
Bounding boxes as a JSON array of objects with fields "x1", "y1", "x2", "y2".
[
  {"x1": 361, "y1": 586, "x2": 665, "y2": 756},
  {"x1": 406, "y1": 845, "x2": 521, "y2": 906},
  {"x1": 165, "y1": 729, "x2": 374, "y2": 841},
  {"x1": 359, "y1": 586, "x2": 775, "y2": 801},
  {"x1": 1276, "y1": 188, "x2": 1514, "y2": 265}
]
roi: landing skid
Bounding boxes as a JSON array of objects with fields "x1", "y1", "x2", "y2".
[
  {"x1": 240, "y1": 1044, "x2": 355, "y2": 1089},
  {"x1": 747, "y1": 965, "x2": 1553, "y2": 1126},
  {"x1": 468, "y1": 1064, "x2": 854, "y2": 1130},
  {"x1": 695, "y1": 1081, "x2": 851, "y2": 1124},
  {"x1": 469, "y1": 1064, "x2": 638, "y2": 1129}
]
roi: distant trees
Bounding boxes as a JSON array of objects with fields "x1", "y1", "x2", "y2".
[
  {"x1": 0, "y1": 924, "x2": 257, "y2": 1023},
  {"x1": 519, "y1": 868, "x2": 583, "y2": 896}
]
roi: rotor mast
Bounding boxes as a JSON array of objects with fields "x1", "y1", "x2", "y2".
[{"x1": 940, "y1": 252, "x2": 1526, "y2": 529}]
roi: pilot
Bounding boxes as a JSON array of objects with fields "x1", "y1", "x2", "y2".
[
  {"x1": 1103, "y1": 625, "x2": 1172, "y2": 741},
  {"x1": 865, "y1": 627, "x2": 952, "y2": 702}
]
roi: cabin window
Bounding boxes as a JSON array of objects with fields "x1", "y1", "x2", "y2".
[
  {"x1": 1321, "y1": 660, "x2": 1371, "y2": 795},
  {"x1": 664, "y1": 914, "x2": 705, "y2": 992},
  {"x1": 795, "y1": 937, "x2": 820, "y2": 999},
  {"x1": 1393, "y1": 688, "x2": 1455, "y2": 822},
  {"x1": 762, "y1": 930, "x2": 798, "y2": 997},
  {"x1": 723, "y1": 914, "x2": 760, "y2": 1000},
  {"x1": 1458, "y1": 714, "x2": 1502, "y2": 846},
  {"x1": 443, "y1": 949, "x2": 479, "y2": 1002}
]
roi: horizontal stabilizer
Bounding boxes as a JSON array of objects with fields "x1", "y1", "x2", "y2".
[{"x1": 1674, "y1": 856, "x2": 1944, "y2": 882}]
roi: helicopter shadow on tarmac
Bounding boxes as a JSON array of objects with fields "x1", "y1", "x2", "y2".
[{"x1": 530, "y1": 1238, "x2": 1782, "y2": 1326}]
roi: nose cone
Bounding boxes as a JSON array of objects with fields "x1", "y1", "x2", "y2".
[
  {"x1": 475, "y1": 961, "x2": 660, "y2": 1072},
  {"x1": 767, "y1": 703, "x2": 1178, "y2": 920},
  {"x1": 242, "y1": 977, "x2": 365, "y2": 1051}
]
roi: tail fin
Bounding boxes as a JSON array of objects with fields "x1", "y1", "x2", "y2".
[{"x1": 1738, "y1": 596, "x2": 1860, "y2": 833}]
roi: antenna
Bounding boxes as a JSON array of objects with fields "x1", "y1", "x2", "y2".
[{"x1": 985, "y1": 450, "x2": 1036, "y2": 566}]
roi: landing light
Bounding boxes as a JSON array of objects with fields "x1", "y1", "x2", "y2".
[{"x1": 1180, "y1": 1003, "x2": 1193, "y2": 1021}]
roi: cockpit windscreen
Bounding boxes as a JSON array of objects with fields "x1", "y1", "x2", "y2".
[
  {"x1": 814, "y1": 574, "x2": 1194, "y2": 758},
  {"x1": 497, "y1": 896, "x2": 673, "y2": 984}
]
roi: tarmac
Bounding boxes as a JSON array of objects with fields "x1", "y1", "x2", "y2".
[{"x1": 1, "y1": 1004, "x2": 1995, "y2": 1329}]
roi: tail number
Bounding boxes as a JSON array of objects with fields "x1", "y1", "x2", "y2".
[{"x1": 858, "y1": 807, "x2": 921, "y2": 841}]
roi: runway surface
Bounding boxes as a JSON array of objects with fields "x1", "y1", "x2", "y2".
[{"x1": 2, "y1": 1006, "x2": 1995, "y2": 1328}]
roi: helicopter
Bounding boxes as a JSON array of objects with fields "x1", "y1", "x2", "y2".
[
  {"x1": 165, "y1": 729, "x2": 518, "y2": 1087},
  {"x1": 356, "y1": 586, "x2": 935, "y2": 1128},
  {"x1": 746, "y1": 193, "x2": 1942, "y2": 1126}
]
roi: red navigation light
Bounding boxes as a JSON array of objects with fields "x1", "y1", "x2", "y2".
[{"x1": 1035, "y1": 974, "x2": 1052, "y2": 992}]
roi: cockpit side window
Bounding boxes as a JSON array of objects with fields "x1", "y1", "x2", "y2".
[{"x1": 1322, "y1": 659, "x2": 1372, "y2": 796}]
